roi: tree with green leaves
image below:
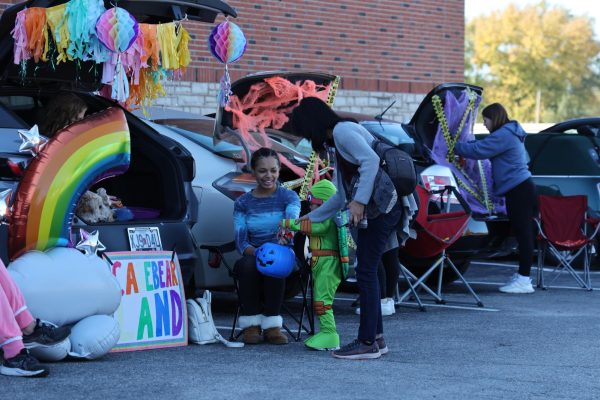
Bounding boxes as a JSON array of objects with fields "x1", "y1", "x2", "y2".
[{"x1": 465, "y1": 2, "x2": 600, "y2": 123}]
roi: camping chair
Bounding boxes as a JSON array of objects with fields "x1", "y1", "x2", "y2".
[
  {"x1": 200, "y1": 236, "x2": 314, "y2": 342},
  {"x1": 535, "y1": 195, "x2": 599, "y2": 290},
  {"x1": 397, "y1": 185, "x2": 484, "y2": 308}
]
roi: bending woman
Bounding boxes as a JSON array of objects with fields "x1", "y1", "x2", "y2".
[
  {"x1": 233, "y1": 147, "x2": 301, "y2": 345},
  {"x1": 455, "y1": 102, "x2": 536, "y2": 294},
  {"x1": 291, "y1": 97, "x2": 401, "y2": 360}
]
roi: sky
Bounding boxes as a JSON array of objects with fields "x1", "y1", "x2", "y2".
[{"x1": 465, "y1": 0, "x2": 600, "y2": 37}]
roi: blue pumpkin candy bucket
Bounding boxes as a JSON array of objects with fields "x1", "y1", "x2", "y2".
[{"x1": 255, "y1": 243, "x2": 296, "y2": 279}]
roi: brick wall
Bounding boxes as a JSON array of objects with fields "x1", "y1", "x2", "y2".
[
  {"x1": 154, "y1": 81, "x2": 422, "y2": 123},
  {"x1": 0, "y1": 0, "x2": 464, "y2": 115}
]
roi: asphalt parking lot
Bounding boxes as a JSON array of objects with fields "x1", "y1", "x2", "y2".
[{"x1": 3, "y1": 261, "x2": 600, "y2": 400}]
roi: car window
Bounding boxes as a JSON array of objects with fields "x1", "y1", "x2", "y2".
[
  {"x1": 268, "y1": 134, "x2": 313, "y2": 157},
  {"x1": 155, "y1": 118, "x2": 309, "y2": 166},
  {"x1": 360, "y1": 121, "x2": 415, "y2": 146},
  {"x1": 360, "y1": 121, "x2": 416, "y2": 155},
  {"x1": 0, "y1": 101, "x2": 30, "y2": 129},
  {"x1": 160, "y1": 122, "x2": 247, "y2": 162}
]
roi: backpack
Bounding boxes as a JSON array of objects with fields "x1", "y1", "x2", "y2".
[
  {"x1": 371, "y1": 139, "x2": 417, "y2": 196},
  {"x1": 187, "y1": 290, "x2": 243, "y2": 348}
]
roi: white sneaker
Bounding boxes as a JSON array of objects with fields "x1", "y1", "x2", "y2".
[
  {"x1": 499, "y1": 274, "x2": 535, "y2": 294},
  {"x1": 355, "y1": 298, "x2": 396, "y2": 316},
  {"x1": 381, "y1": 298, "x2": 396, "y2": 316}
]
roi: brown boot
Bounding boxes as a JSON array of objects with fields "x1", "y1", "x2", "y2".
[
  {"x1": 263, "y1": 327, "x2": 289, "y2": 345},
  {"x1": 241, "y1": 326, "x2": 262, "y2": 344}
]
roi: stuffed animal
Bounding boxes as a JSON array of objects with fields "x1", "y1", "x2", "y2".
[{"x1": 75, "y1": 188, "x2": 115, "y2": 223}]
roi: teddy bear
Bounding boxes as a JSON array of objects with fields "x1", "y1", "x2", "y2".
[{"x1": 75, "y1": 188, "x2": 115, "y2": 224}]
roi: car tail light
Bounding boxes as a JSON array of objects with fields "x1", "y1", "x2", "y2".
[{"x1": 213, "y1": 171, "x2": 256, "y2": 200}]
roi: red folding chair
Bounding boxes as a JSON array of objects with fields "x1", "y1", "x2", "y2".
[
  {"x1": 398, "y1": 185, "x2": 484, "y2": 308},
  {"x1": 535, "y1": 195, "x2": 599, "y2": 290}
]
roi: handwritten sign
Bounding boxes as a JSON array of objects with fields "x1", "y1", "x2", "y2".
[{"x1": 105, "y1": 251, "x2": 187, "y2": 352}]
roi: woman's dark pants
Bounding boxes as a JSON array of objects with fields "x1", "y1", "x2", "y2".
[
  {"x1": 234, "y1": 255, "x2": 286, "y2": 316},
  {"x1": 356, "y1": 205, "x2": 401, "y2": 343},
  {"x1": 505, "y1": 178, "x2": 537, "y2": 277}
]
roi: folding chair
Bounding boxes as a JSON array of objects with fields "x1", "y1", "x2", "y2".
[
  {"x1": 397, "y1": 185, "x2": 484, "y2": 308},
  {"x1": 535, "y1": 195, "x2": 599, "y2": 290},
  {"x1": 200, "y1": 236, "x2": 314, "y2": 342}
]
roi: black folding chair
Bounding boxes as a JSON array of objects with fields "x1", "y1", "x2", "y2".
[{"x1": 200, "y1": 237, "x2": 314, "y2": 342}]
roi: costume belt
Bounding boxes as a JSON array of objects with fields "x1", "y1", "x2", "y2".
[{"x1": 311, "y1": 249, "x2": 339, "y2": 257}]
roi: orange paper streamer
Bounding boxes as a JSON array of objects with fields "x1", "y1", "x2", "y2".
[
  {"x1": 226, "y1": 77, "x2": 332, "y2": 178},
  {"x1": 25, "y1": 8, "x2": 47, "y2": 62},
  {"x1": 140, "y1": 24, "x2": 159, "y2": 70}
]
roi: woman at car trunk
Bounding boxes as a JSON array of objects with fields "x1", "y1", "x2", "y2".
[
  {"x1": 291, "y1": 97, "x2": 401, "y2": 360},
  {"x1": 454, "y1": 102, "x2": 536, "y2": 294}
]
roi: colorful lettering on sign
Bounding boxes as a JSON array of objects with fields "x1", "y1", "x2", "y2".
[
  {"x1": 107, "y1": 251, "x2": 187, "y2": 351},
  {"x1": 144, "y1": 262, "x2": 153, "y2": 292},
  {"x1": 136, "y1": 289, "x2": 183, "y2": 340},
  {"x1": 126, "y1": 262, "x2": 139, "y2": 295},
  {"x1": 137, "y1": 297, "x2": 154, "y2": 340}
]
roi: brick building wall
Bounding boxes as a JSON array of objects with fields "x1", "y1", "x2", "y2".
[{"x1": 0, "y1": 0, "x2": 464, "y2": 121}]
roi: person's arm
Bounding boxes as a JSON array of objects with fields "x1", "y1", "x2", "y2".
[
  {"x1": 334, "y1": 124, "x2": 379, "y2": 205},
  {"x1": 454, "y1": 131, "x2": 509, "y2": 160},
  {"x1": 233, "y1": 197, "x2": 254, "y2": 256},
  {"x1": 281, "y1": 218, "x2": 333, "y2": 236},
  {"x1": 284, "y1": 189, "x2": 301, "y2": 219}
]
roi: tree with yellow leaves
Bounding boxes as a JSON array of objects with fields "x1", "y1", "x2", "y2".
[{"x1": 466, "y1": 2, "x2": 600, "y2": 122}]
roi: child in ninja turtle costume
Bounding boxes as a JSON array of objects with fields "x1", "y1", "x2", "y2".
[{"x1": 280, "y1": 179, "x2": 349, "y2": 351}]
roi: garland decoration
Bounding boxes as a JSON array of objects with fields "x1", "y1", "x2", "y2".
[
  {"x1": 298, "y1": 151, "x2": 317, "y2": 200},
  {"x1": 11, "y1": 0, "x2": 192, "y2": 109},
  {"x1": 432, "y1": 90, "x2": 494, "y2": 213}
]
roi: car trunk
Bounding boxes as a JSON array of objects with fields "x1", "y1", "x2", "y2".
[
  {"x1": 0, "y1": 0, "x2": 237, "y2": 88},
  {"x1": 405, "y1": 83, "x2": 483, "y2": 161},
  {"x1": 0, "y1": 87, "x2": 194, "y2": 220},
  {"x1": 219, "y1": 71, "x2": 340, "y2": 132}
]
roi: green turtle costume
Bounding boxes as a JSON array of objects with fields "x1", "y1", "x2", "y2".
[{"x1": 281, "y1": 179, "x2": 349, "y2": 351}]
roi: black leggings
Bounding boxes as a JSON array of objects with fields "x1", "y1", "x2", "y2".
[
  {"x1": 234, "y1": 255, "x2": 286, "y2": 316},
  {"x1": 505, "y1": 178, "x2": 537, "y2": 277},
  {"x1": 378, "y1": 248, "x2": 400, "y2": 299}
]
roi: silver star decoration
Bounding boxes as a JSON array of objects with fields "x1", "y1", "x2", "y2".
[
  {"x1": 75, "y1": 229, "x2": 106, "y2": 256},
  {"x1": 18, "y1": 125, "x2": 49, "y2": 156},
  {"x1": 0, "y1": 188, "x2": 12, "y2": 221}
]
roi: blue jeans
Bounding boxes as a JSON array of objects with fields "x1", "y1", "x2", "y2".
[{"x1": 356, "y1": 204, "x2": 401, "y2": 342}]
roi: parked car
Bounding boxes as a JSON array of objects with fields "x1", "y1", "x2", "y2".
[
  {"x1": 217, "y1": 72, "x2": 504, "y2": 282},
  {"x1": 0, "y1": 0, "x2": 237, "y2": 296},
  {"x1": 527, "y1": 118, "x2": 600, "y2": 212},
  {"x1": 133, "y1": 111, "x2": 329, "y2": 290}
]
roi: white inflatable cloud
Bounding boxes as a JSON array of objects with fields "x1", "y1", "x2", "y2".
[
  {"x1": 29, "y1": 337, "x2": 71, "y2": 362},
  {"x1": 69, "y1": 315, "x2": 120, "y2": 359},
  {"x1": 8, "y1": 247, "x2": 122, "y2": 326}
]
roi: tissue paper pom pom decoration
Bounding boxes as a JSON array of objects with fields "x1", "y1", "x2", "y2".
[
  {"x1": 208, "y1": 20, "x2": 246, "y2": 64},
  {"x1": 95, "y1": 7, "x2": 139, "y2": 53}
]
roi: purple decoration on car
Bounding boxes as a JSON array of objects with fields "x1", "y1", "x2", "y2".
[{"x1": 430, "y1": 90, "x2": 506, "y2": 215}]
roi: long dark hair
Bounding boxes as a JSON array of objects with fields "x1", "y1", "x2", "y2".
[
  {"x1": 481, "y1": 103, "x2": 510, "y2": 132},
  {"x1": 290, "y1": 97, "x2": 342, "y2": 152},
  {"x1": 250, "y1": 147, "x2": 280, "y2": 169},
  {"x1": 40, "y1": 93, "x2": 87, "y2": 137}
]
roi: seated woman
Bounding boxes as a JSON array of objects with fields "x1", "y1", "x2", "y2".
[{"x1": 233, "y1": 147, "x2": 300, "y2": 345}]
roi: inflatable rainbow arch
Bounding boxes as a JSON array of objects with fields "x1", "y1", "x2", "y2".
[{"x1": 9, "y1": 107, "x2": 131, "y2": 259}]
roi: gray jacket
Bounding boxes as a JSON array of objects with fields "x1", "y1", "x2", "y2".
[{"x1": 306, "y1": 121, "x2": 380, "y2": 223}]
